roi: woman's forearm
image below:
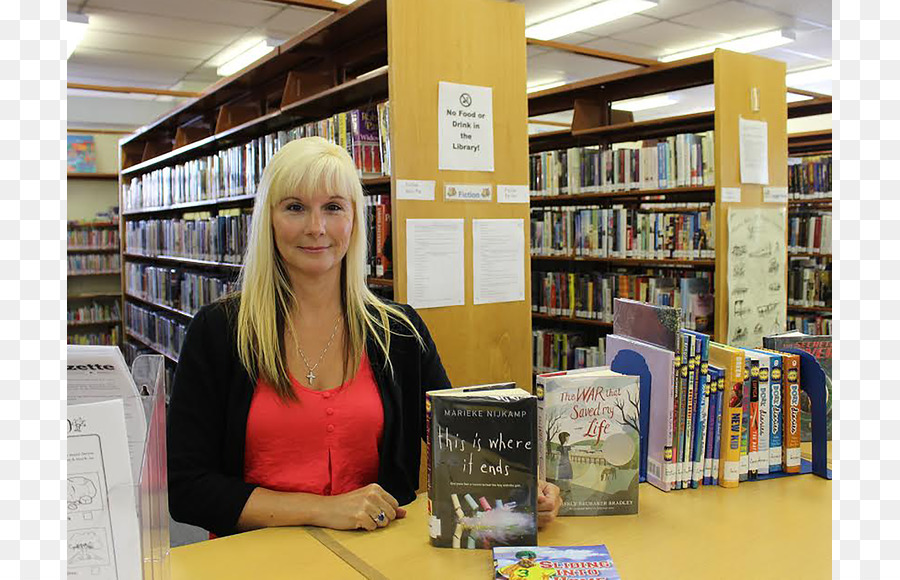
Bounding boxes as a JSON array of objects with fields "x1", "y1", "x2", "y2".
[{"x1": 235, "y1": 487, "x2": 330, "y2": 532}]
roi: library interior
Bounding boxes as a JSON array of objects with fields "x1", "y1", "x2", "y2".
[{"x1": 65, "y1": 0, "x2": 832, "y2": 578}]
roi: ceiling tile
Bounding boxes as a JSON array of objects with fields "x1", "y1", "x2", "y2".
[
  {"x1": 742, "y1": 0, "x2": 831, "y2": 29},
  {"x1": 641, "y1": 0, "x2": 725, "y2": 20},
  {"x1": 527, "y1": 45, "x2": 550, "y2": 58},
  {"x1": 552, "y1": 31, "x2": 596, "y2": 45},
  {"x1": 263, "y1": 6, "x2": 331, "y2": 38},
  {"x1": 80, "y1": 29, "x2": 222, "y2": 61},
  {"x1": 69, "y1": 47, "x2": 201, "y2": 86},
  {"x1": 756, "y1": 46, "x2": 829, "y2": 71},
  {"x1": 84, "y1": 0, "x2": 281, "y2": 28},
  {"x1": 516, "y1": 0, "x2": 598, "y2": 27},
  {"x1": 528, "y1": 50, "x2": 638, "y2": 85},
  {"x1": 577, "y1": 13, "x2": 660, "y2": 38},
  {"x1": 84, "y1": 8, "x2": 248, "y2": 45},
  {"x1": 670, "y1": 1, "x2": 792, "y2": 37},
  {"x1": 611, "y1": 20, "x2": 729, "y2": 53}
]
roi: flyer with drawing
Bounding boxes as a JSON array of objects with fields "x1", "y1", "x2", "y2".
[
  {"x1": 67, "y1": 345, "x2": 147, "y2": 485},
  {"x1": 67, "y1": 399, "x2": 141, "y2": 580}
]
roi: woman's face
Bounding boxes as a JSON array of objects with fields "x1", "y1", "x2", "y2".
[{"x1": 272, "y1": 189, "x2": 353, "y2": 279}]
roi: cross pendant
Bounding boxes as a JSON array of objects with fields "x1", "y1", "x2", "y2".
[{"x1": 306, "y1": 370, "x2": 316, "y2": 384}]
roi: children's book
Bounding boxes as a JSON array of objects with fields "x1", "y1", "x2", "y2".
[
  {"x1": 426, "y1": 383, "x2": 538, "y2": 549},
  {"x1": 708, "y1": 342, "x2": 745, "y2": 488},
  {"x1": 779, "y1": 352, "x2": 802, "y2": 473},
  {"x1": 743, "y1": 350, "x2": 770, "y2": 476},
  {"x1": 536, "y1": 366, "x2": 640, "y2": 515},
  {"x1": 604, "y1": 335, "x2": 675, "y2": 492},
  {"x1": 612, "y1": 297, "x2": 682, "y2": 351},
  {"x1": 493, "y1": 545, "x2": 621, "y2": 580}
]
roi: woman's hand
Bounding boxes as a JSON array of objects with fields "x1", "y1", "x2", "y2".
[
  {"x1": 321, "y1": 483, "x2": 407, "y2": 531},
  {"x1": 537, "y1": 480, "x2": 562, "y2": 529}
]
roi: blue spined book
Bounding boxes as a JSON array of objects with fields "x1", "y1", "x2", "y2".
[{"x1": 493, "y1": 545, "x2": 621, "y2": 580}]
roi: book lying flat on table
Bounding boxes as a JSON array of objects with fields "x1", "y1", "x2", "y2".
[
  {"x1": 426, "y1": 383, "x2": 538, "y2": 549},
  {"x1": 493, "y1": 545, "x2": 621, "y2": 580}
]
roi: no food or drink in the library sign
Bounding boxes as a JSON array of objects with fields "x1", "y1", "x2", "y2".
[{"x1": 438, "y1": 81, "x2": 494, "y2": 172}]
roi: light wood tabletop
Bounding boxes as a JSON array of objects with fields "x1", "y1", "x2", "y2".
[{"x1": 169, "y1": 474, "x2": 831, "y2": 579}]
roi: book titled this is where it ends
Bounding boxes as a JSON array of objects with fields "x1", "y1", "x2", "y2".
[
  {"x1": 426, "y1": 383, "x2": 538, "y2": 549},
  {"x1": 493, "y1": 545, "x2": 621, "y2": 580}
]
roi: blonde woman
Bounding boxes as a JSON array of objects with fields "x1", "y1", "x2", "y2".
[{"x1": 167, "y1": 137, "x2": 560, "y2": 537}]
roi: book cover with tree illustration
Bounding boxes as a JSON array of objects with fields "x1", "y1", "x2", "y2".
[{"x1": 537, "y1": 368, "x2": 640, "y2": 516}]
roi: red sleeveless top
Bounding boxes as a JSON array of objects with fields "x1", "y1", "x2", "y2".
[{"x1": 243, "y1": 352, "x2": 384, "y2": 496}]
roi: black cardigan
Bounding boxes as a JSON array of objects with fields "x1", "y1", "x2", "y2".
[{"x1": 166, "y1": 297, "x2": 451, "y2": 537}]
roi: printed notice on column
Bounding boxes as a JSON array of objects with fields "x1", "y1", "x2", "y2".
[
  {"x1": 438, "y1": 81, "x2": 494, "y2": 172},
  {"x1": 406, "y1": 219, "x2": 465, "y2": 309},
  {"x1": 473, "y1": 219, "x2": 525, "y2": 305}
]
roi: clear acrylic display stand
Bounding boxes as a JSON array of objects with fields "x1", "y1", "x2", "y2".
[{"x1": 132, "y1": 354, "x2": 171, "y2": 580}]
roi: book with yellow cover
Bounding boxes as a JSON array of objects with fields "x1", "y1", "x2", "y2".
[{"x1": 708, "y1": 342, "x2": 745, "y2": 488}]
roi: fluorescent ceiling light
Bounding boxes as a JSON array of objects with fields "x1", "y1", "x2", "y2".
[
  {"x1": 526, "y1": 0, "x2": 658, "y2": 41},
  {"x1": 332, "y1": 0, "x2": 356, "y2": 4},
  {"x1": 527, "y1": 80, "x2": 566, "y2": 94},
  {"x1": 787, "y1": 64, "x2": 832, "y2": 86},
  {"x1": 786, "y1": 92, "x2": 814, "y2": 103},
  {"x1": 67, "y1": 12, "x2": 89, "y2": 59},
  {"x1": 217, "y1": 39, "x2": 278, "y2": 77},
  {"x1": 612, "y1": 94, "x2": 678, "y2": 112},
  {"x1": 659, "y1": 29, "x2": 795, "y2": 63}
]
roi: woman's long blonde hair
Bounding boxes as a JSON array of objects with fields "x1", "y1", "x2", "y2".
[{"x1": 236, "y1": 136, "x2": 420, "y2": 401}]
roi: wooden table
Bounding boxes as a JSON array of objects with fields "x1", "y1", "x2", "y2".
[{"x1": 170, "y1": 475, "x2": 831, "y2": 579}]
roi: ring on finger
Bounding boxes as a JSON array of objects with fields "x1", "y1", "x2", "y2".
[{"x1": 374, "y1": 510, "x2": 386, "y2": 524}]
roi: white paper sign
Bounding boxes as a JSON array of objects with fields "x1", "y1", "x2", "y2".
[
  {"x1": 497, "y1": 184, "x2": 529, "y2": 204},
  {"x1": 397, "y1": 179, "x2": 435, "y2": 201},
  {"x1": 406, "y1": 219, "x2": 465, "y2": 309},
  {"x1": 67, "y1": 345, "x2": 147, "y2": 486},
  {"x1": 438, "y1": 81, "x2": 494, "y2": 172},
  {"x1": 473, "y1": 219, "x2": 525, "y2": 305},
  {"x1": 721, "y1": 187, "x2": 742, "y2": 203},
  {"x1": 68, "y1": 399, "x2": 142, "y2": 580},
  {"x1": 444, "y1": 183, "x2": 492, "y2": 202},
  {"x1": 763, "y1": 186, "x2": 788, "y2": 203},
  {"x1": 739, "y1": 117, "x2": 769, "y2": 185}
]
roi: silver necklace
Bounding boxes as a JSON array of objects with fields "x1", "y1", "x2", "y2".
[{"x1": 291, "y1": 313, "x2": 342, "y2": 385}]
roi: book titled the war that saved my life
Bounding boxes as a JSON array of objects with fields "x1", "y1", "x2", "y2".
[
  {"x1": 537, "y1": 367, "x2": 640, "y2": 515},
  {"x1": 493, "y1": 545, "x2": 621, "y2": 580},
  {"x1": 426, "y1": 383, "x2": 538, "y2": 550}
]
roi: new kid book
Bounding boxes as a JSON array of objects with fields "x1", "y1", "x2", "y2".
[
  {"x1": 426, "y1": 383, "x2": 538, "y2": 549},
  {"x1": 536, "y1": 367, "x2": 640, "y2": 515},
  {"x1": 708, "y1": 342, "x2": 744, "y2": 488},
  {"x1": 604, "y1": 335, "x2": 675, "y2": 492},
  {"x1": 493, "y1": 545, "x2": 621, "y2": 580}
]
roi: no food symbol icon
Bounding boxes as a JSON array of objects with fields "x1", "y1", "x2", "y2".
[{"x1": 459, "y1": 93, "x2": 472, "y2": 108}]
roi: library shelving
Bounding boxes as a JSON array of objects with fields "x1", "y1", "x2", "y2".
[
  {"x1": 527, "y1": 49, "x2": 811, "y2": 369},
  {"x1": 786, "y1": 129, "x2": 832, "y2": 333},
  {"x1": 116, "y1": 0, "x2": 534, "y2": 408}
]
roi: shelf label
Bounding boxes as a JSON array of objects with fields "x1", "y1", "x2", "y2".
[
  {"x1": 397, "y1": 179, "x2": 435, "y2": 201},
  {"x1": 763, "y1": 186, "x2": 788, "y2": 203},
  {"x1": 497, "y1": 184, "x2": 529, "y2": 204},
  {"x1": 721, "y1": 187, "x2": 741, "y2": 203},
  {"x1": 438, "y1": 81, "x2": 494, "y2": 172},
  {"x1": 444, "y1": 184, "x2": 492, "y2": 202}
]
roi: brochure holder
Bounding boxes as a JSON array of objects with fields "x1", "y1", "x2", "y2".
[{"x1": 132, "y1": 354, "x2": 171, "y2": 580}]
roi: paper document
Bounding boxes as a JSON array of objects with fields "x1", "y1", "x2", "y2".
[
  {"x1": 739, "y1": 118, "x2": 769, "y2": 184},
  {"x1": 473, "y1": 219, "x2": 526, "y2": 305},
  {"x1": 67, "y1": 399, "x2": 142, "y2": 580},
  {"x1": 406, "y1": 219, "x2": 465, "y2": 309},
  {"x1": 67, "y1": 345, "x2": 147, "y2": 485},
  {"x1": 397, "y1": 179, "x2": 435, "y2": 201}
]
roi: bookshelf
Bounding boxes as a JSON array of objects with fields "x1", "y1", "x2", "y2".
[
  {"x1": 528, "y1": 49, "x2": 795, "y2": 364},
  {"x1": 786, "y1": 129, "x2": 832, "y2": 334},
  {"x1": 117, "y1": 0, "x2": 533, "y2": 406}
]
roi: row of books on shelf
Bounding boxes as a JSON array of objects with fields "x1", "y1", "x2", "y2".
[
  {"x1": 788, "y1": 154, "x2": 831, "y2": 199},
  {"x1": 529, "y1": 131, "x2": 715, "y2": 196},
  {"x1": 125, "y1": 263, "x2": 238, "y2": 316},
  {"x1": 67, "y1": 228, "x2": 119, "y2": 249},
  {"x1": 788, "y1": 260, "x2": 831, "y2": 308},
  {"x1": 125, "y1": 212, "x2": 251, "y2": 264},
  {"x1": 788, "y1": 314, "x2": 832, "y2": 336},
  {"x1": 532, "y1": 329, "x2": 605, "y2": 375},
  {"x1": 122, "y1": 102, "x2": 391, "y2": 211},
  {"x1": 67, "y1": 301, "x2": 121, "y2": 325},
  {"x1": 531, "y1": 204, "x2": 715, "y2": 260},
  {"x1": 364, "y1": 194, "x2": 392, "y2": 278},
  {"x1": 125, "y1": 303, "x2": 187, "y2": 361},
  {"x1": 68, "y1": 327, "x2": 120, "y2": 346},
  {"x1": 68, "y1": 254, "x2": 120, "y2": 274},
  {"x1": 532, "y1": 269, "x2": 713, "y2": 331},
  {"x1": 788, "y1": 212, "x2": 832, "y2": 254}
]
